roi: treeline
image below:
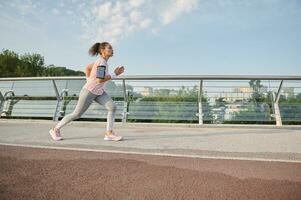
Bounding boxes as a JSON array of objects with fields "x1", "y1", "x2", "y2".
[{"x1": 0, "y1": 49, "x2": 85, "y2": 77}]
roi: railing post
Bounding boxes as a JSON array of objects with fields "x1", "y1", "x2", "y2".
[
  {"x1": 58, "y1": 80, "x2": 70, "y2": 117},
  {"x1": 1, "y1": 81, "x2": 16, "y2": 117},
  {"x1": 122, "y1": 79, "x2": 129, "y2": 123},
  {"x1": 0, "y1": 91, "x2": 4, "y2": 117},
  {"x1": 59, "y1": 89, "x2": 69, "y2": 117},
  {"x1": 197, "y1": 80, "x2": 204, "y2": 125},
  {"x1": 1, "y1": 90, "x2": 15, "y2": 117},
  {"x1": 274, "y1": 80, "x2": 283, "y2": 126},
  {"x1": 52, "y1": 80, "x2": 62, "y2": 121}
]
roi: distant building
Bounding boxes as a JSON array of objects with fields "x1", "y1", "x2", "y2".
[
  {"x1": 216, "y1": 87, "x2": 252, "y2": 102},
  {"x1": 214, "y1": 86, "x2": 269, "y2": 103},
  {"x1": 140, "y1": 87, "x2": 153, "y2": 96},
  {"x1": 233, "y1": 87, "x2": 252, "y2": 93}
]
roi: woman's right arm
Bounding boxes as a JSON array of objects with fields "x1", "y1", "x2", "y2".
[
  {"x1": 96, "y1": 66, "x2": 124, "y2": 84},
  {"x1": 97, "y1": 75, "x2": 112, "y2": 83}
]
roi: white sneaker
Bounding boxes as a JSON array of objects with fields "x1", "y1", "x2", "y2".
[
  {"x1": 104, "y1": 132, "x2": 123, "y2": 141},
  {"x1": 49, "y1": 127, "x2": 63, "y2": 141}
]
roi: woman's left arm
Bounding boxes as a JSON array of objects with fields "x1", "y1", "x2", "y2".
[{"x1": 85, "y1": 63, "x2": 94, "y2": 78}]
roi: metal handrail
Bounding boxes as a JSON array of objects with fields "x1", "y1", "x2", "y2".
[{"x1": 0, "y1": 75, "x2": 301, "y2": 81}]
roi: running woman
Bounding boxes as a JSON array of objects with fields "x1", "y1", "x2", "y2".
[{"x1": 49, "y1": 42, "x2": 125, "y2": 141}]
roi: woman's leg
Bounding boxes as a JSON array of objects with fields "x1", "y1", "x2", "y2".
[
  {"x1": 55, "y1": 88, "x2": 96, "y2": 130},
  {"x1": 94, "y1": 91, "x2": 117, "y2": 132}
]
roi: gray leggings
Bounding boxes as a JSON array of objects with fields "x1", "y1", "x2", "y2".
[{"x1": 55, "y1": 87, "x2": 117, "y2": 131}]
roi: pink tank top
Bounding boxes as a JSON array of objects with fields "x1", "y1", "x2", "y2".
[{"x1": 83, "y1": 56, "x2": 109, "y2": 95}]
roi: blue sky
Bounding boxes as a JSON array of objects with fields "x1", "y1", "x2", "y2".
[{"x1": 0, "y1": 0, "x2": 300, "y2": 75}]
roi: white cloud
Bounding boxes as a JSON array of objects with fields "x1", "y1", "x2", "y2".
[
  {"x1": 140, "y1": 18, "x2": 152, "y2": 29},
  {"x1": 0, "y1": 0, "x2": 200, "y2": 44},
  {"x1": 18, "y1": 0, "x2": 38, "y2": 16},
  {"x1": 160, "y1": 0, "x2": 199, "y2": 25},
  {"x1": 78, "y1": 0, "x2": 200, "y2": 44},
  {"x1": 129, "y1": 10, "x2": 143, "y2": 23},
  {"x1": 93, "y1": 1, "x2": 112, "y2": 19},
  {"x1": 52, "y1": 8, "x2": 60, "y2": 15},
  {"x1": 129, "y1": 0, "x2": 146, "y2": 8},
  {"x1": 66, "y1": 10, "x2": 73, "y2": 15},
  {"x1": 1, "y1": 0, "x2": 39, "y2": 16}
]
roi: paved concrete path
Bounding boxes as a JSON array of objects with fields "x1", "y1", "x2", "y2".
[{"x1": 0, "y1": 119, "x2": 300, "y2": 162}]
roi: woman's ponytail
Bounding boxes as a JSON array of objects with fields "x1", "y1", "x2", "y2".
[
  {"x1": 89, "y1": 42, "x2": 100, "y2": 56},
  {"x1": 88, "y1": 42, "x2": 110, "y2": 56}
]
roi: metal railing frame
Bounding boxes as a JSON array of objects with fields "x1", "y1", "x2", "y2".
[{"x1": 1, "y1": 75, "x2": 301, "y2": 126}]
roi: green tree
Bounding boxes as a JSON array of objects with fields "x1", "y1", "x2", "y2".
[
  {"x1": 248, "y1": 80, "x2": 265, "y2": 102},
  {"x1": 0, "y1": 49, "x2": 21, "y2": 77},
  {"x1": 0, "y1": 49, "x2": 85, "y2": 78}
]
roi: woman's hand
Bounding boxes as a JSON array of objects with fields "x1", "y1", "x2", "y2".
[{"x1": 114, "y1": 66, "x2": 125, "y2": 76}]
